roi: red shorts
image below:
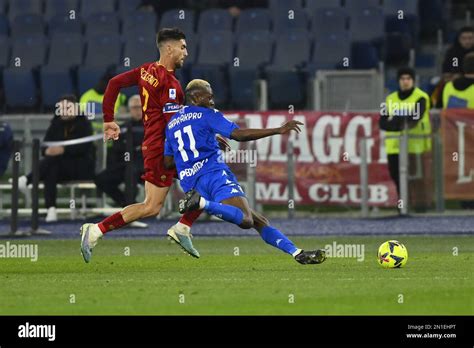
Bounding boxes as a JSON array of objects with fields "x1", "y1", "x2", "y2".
[{"x1": 141, "y1": 144, "x2": 176, "y2": 187}]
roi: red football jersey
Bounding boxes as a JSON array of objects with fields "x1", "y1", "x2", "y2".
[{"x1": 103, "y1": 62, "x2": 184, "y2": 151}]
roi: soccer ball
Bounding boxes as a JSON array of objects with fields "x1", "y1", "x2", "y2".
[{"x1": 377, "y1": 240, "x2": 408, "y2": 268}]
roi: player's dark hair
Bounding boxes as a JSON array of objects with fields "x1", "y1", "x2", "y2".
[
  {"x1": 156, "y1": 28, "x2": 186, "y2": 48},
  {"x1": 463, "y1": 52, "x2": 474, "y2": 74}
]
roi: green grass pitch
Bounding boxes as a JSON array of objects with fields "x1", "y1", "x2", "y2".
[{"x1": 0, "y1": 236, "x2": 472, "y2": 315}]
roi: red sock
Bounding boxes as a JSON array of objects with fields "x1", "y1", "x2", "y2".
[
  {"x1": 98, "y1": 212, "x2": 127, "y2": 234},
  {"x1": 179, "y1": 209, "x2": 202, "y2": 227}
]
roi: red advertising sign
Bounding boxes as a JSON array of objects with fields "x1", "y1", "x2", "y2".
[
  {"x1": 223, "y1": 111, "x2": 398, "y2": 206},
  {"x1": 442, "y1": 109, "x2": 474, "y2": 199}
]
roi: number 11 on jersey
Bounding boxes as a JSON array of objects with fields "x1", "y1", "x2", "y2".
[{"x1": 174, "y1": 125, "x2": 199, "y2": 162}]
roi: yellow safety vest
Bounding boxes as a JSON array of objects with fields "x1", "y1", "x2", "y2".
[
  {"x1": 442, "y1": 81, "x2": 474, "y2": 109},
  {"x1": 384, "y1": 88, "x2": 432, "y2": 155}
]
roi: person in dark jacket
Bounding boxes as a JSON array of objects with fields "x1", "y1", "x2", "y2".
[
  {"x1": 95, "y1": 95, "x2": 144, "y2": 208},
  {"x1": 442, "y1": 26, "x2": 474, "y2": 77},
  {"x1": 19, "y1": 95, "x2": 96, "y2": 222}
]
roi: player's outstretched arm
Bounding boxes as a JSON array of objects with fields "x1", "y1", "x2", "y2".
[{"x1": 230, "y1": 120, "x2": 303, "y2": 142}]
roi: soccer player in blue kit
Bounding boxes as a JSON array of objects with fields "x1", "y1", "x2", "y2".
[{"x1": 164, "y1": 79, "x2": 326, "y2": 265}]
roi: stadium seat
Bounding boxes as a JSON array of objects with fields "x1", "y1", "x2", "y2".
[
  {"x1": 235, "y1": 30, "x2": 273, "y2": 69},
  {"x1": 267, "y1": 69, "x2": 306, "y2": 109},
  {"x1": 309, "y1": 32, "x2": 352, "y2": 71},
  {"x1": 122, "y1": 11, "x2": 156, "y2": 38},
  {"x1": 190, "y1": 65, "x2": 228, "y2": 107},
  {"x1": 196, "y1": 31, "x2": 233, "y2": 66},
  {"x1": 268, "y1": 29, "x2": 310, "y2": 69},
  {"x1": 10, "y1": 34, "x2": 47, "y2": 69},
  {"x1": 8, "y1": 0, "x2": 43, "y2": 20},
  {"x1": 198, "y1": 9, "x2": 233, "y2": 33},
  {"x1": 3, "y1": 68, "x2": 37, "y2": 108},
  {"x1": 84, "y1": 12, "x2": 119, "y2": 37},
  {"x1": 0, "y1": 35, "x2": 9, "y2": 68},
  {"x1": 273, "y1": 8, "x2": 309, "y2": 35},
  {"x1": 40, "y1": 66, "x2": 75, "y2": 108},
  {"x1": 0, "y1": 0, "x2": 6, "y2": 14},
  {"x1": 229, "y1": 68, "x2": 259, "y2": 109},
  {"x1": 84, "y1": 34, "x2": 122, "y2": 68},
  {"x1": 383, "y1": 0, "x2": 418, "y2": 16},
  {"x1": 118, "y1": 0, "x2": 141, "y2": 15},
  {"x1": 349, "y1": 7, "x2": 385, "y2": 42},
  {"x1": 122, "y1": 35, "x2": 158, "y2": 69},
  {"x1": 48, "y1": 15, "x2": 83, "y2": 36},
  {"x1": 77, "y1": 65, "x2": 107, "y2": 95},
  {"x1": 304, "y1": 0, "x2": 342, "y2": 13},
  {"x1": 45, "y1": 0, "x2": 80, "y2": 20},
  {"x1": 269, "y1": 0, "x2": 304, "y2": 15},
  {"x1": 0, "y1": 13, "x2": 8, "y2": 37},
  {"x1": 11, "y1": 14, "x2": 45, "y2": 38},
  {"x1": 235, "y1": 8, "x2": 271, "y2": 33},
  {"x1": 160, "y1": 9, "x2": 195, "y2": 37},
  {"x1": 47, "y1": 33, "x2": 83, "y2": 69},
  {"x1": 311, "y1": 7, "x2": 347, "y2": 40},
  {"x1": 344, "y1": 0, "x2": 381, "y2": 11},
  {"x1": 351, "y1": 41, "x2": 379, "y2": 69},
  {"x1": 384, "y1": 32, "x2": 412, "y2": 65},
  {"x1": 80, "y1": 0, "x2": 116, "y2": 17}
]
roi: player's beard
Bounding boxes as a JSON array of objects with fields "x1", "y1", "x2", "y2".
[{"x1": 175, "y1": 57, "x2": 185, "y2": 69}]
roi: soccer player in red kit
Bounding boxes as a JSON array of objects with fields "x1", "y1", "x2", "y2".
[{"x1": 80, "y1": 28, "x2": 204, "y2": 263}]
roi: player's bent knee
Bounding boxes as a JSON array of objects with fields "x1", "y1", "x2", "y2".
[{"x1": 143, "y1": 203, "x2": 162, "y2": 217}]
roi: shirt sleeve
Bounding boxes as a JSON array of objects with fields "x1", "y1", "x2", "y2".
[
  {"x1": 102, "y1": 66, "x2": 142, "y2": 122},
  {"x1": 206, "y1": 110, "x2": 239, "y2": 138}
]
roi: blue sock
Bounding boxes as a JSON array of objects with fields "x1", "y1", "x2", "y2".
[
  {"x1": 205, "y1": 201, "x2": 244, "y2": 225},
  {"x1": 261, "y1": 225, "x2": 299, "y2": 256}
]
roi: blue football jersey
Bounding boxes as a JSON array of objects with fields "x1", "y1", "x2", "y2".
[{"x1": 164, "y1": 105, "x2": 240, "y2": 192}]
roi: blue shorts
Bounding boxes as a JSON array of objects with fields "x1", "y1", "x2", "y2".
[{"x1": 195, "y1": 169, "x2": 246, "y2": 203}]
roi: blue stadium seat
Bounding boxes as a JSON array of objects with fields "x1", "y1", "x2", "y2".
[
  {"x1": 118, "y1": 0, "x2": 141, "y2": 15},
  {"x1": 122, "y1": 35, "x2": 158, "y2": 68},
  {"x1": 383, "y1": 0, "x2": 418, "y2": 16},
  {"x1": 3, "y1": 68, "x2": 37, "y2": 108},
  {"x1": 196, "y1": 31, "x2": 233, "y2": 66},
  {"x1": 8, "y1": 0, "x2": 43, "y2": 19},
  {"x1": 349, "y1": 7, "x2": 384, "y2": 42},
  {"x1": 267, "y1": 70, "x2": 306, "y2": 109},
  {"x1": 273, "y1": 8, "x2": 309, "y2": 34},
  {"x1": 10, "y1": 34, "x2": 47, "y2": 68},
  {"x1": 122, "y1": 11, "x2": 156, "y2": 38},
  {"x1": 235, "y1": 8, "x2": 271, "y2": 33},
  {"x1": 0, "y1": 13, "x2": 8, "y2": 37},
  {"x1": 236, "y1": 30, "x2": 273, "y2": 69},
  {"x1": 0, "y1": 35, "x2": 9, "y2": 68},
  {"x1": 84, "y1": 12, "x2": 119, "y2": 36},
  {"x1": 0, "y1": 0, "x2": 6, "y2": 14},
  {"x1": 77, "y1": 65, "x2": 107, "y2": 95},
  {"x1": 47, "y1": 33, "x2": 83, "y2": 69},
  {"x1": 45, "y1": 0, "x2": 80, "y2": 20},
  {"x1": 311, "y1": 7, "x2": 347, "y2": 40},
  {"x1": 229, "y1": 68, "x2": 259, "y2": 109},
  {"x1": 309, "y1": 32, "x2": 352, "y2": 71},
  {"x1": 384, "y1": 32, "x2": 411, "y2": 64},
  {"x1": 268, "y1": 29, "x2": 310, "y2": 69},
  {"x1": 80, "y1": 0, "x2": 116, "y2": 17},
  {"x1": 344, "y1": 0, "x2": 381, "y2": 11},
  {"x1": 304, "y1": 0, "x2": 342, "y2": 13},
  {"x1": 48, "y1": 15, "x2": 82, "y2": 36},
  {"x1": 351, "y1": 41, "x2": 379, "y2": 68},
  {"x1": 11, "y1": 14, "x2": 45, "y2": 37},
  {"x1": 160, "y1": 9, "x2": 195, "y2": 36},
  {"x1": 269, "y1": 0, "x2": 304, "y2": 15},
  {"x1": 84, "y1": 34, "x2": 122, "y2": 67},
  {"x1": 198, "y1": 9, "x2": 233, "y2": 33},
  {"x1": 40, "y1": 66, "x2": 75, "y2": 108},
  {"x1": 419, "y1": 0, "x2": 446, "y2": 35},
  {"x1": 190, "y1": 65, "x2": 228, "y2": 107}
]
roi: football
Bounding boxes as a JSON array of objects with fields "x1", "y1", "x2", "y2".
[{"x1": 377, "y1": 240, "x2": 408, "y2": 268}]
